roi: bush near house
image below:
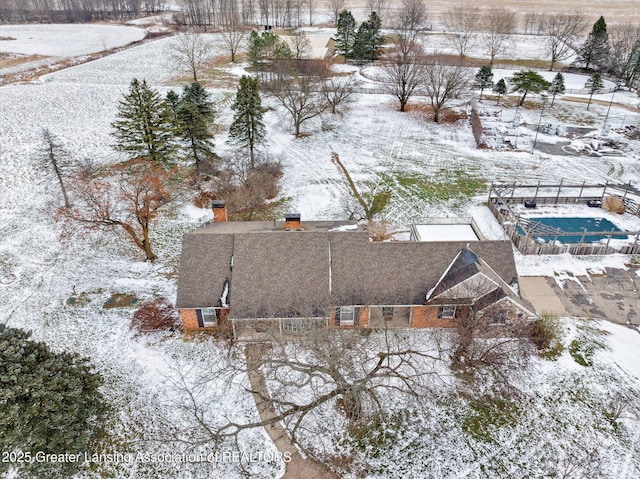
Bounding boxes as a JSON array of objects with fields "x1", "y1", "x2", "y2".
[{"x1": 131, "y1": 297, "x2": 180, "y2": 335}]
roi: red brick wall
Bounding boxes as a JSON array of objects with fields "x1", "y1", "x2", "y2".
[
  {"x1": 411, "y1": 306, "x2": 457, "y2": 328},
  {"x1": 179, "y1": 308, "x2": 225, "y2": 331}
]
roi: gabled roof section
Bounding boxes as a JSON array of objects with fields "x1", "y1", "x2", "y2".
[
  {"x1": 426, "y1": 247, "x2": 482, "y2": 301},
  {"x1": 425, "y1": 245, "x2": 536, "y2": 316}
]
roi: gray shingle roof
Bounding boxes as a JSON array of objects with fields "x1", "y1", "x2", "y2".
[{"x1": 176, "y1": 222, "x2": 520, "y2": 318}]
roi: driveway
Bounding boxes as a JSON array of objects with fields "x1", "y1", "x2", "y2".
[{"x1": 519, "y1": 268, "x2": 640, "y2": 325}]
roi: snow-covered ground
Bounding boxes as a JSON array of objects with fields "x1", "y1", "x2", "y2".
[
  {"x1": 1, "y1": 24, "x2": 640, "y2": 479},
  {"x1": 0, "y1": 24, "x2": 147, "y2": 56}
]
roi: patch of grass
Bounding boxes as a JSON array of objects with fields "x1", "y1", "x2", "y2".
[
  {"x1": 462, "y1": 394, "x2": 522, "y2": 442},
  {"x1": 346, "y1": 410, "x2": 410, "y2": 459},
  {"x1": 382, "y1": 169, "x2": 485, "y2": 205},
  {"x1": 569, "y1": 323, "x2": 609, "y2": 366}
]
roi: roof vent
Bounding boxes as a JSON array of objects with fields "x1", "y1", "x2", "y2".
[{"x1": 284, "y1": 213, "x2": 302, "y2": 230}]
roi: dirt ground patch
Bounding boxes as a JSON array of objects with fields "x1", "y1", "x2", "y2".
[{"x1": 0, "y1": 53, "x2": 47, "y2": 69}]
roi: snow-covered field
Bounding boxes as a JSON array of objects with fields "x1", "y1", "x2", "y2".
[
  {"x1": 1, "y1": 24, "x2": 640, "y2": 478},
  {"x1": 0, "y1": 24, "x2": 146, "y2": 57}
]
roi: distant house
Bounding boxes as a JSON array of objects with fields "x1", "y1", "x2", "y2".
[
  {"x1": 175, "y1": 202, "x2": 536, "y2": 339},
  {"x1": 279, "y1": 35, "x2": 337, "y2": 67}
]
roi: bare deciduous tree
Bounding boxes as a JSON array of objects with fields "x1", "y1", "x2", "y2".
[
  {"x1": 422, "y1": 62, "x2": 470, "y2": 122},
  {"x1": 165, "y1": 327, "x2": 443, "y2": 455},
  {"x1": 57, "y1": 160, "x2": 175, "y2": 261},
  {"x1": 449, "y1": 301, "x2": 533, "y2": 387},
  {"x1": 39, "y1": 128, "x2": 71, "y2": 209},
  {"x1": 264, "y1": 75, "x2": 327, "y2": 136},
  {"x1": 481, "y1": 8, "x2": 516, "y2": 67},
  {"x1": 383, "y1": 38, "x2": 425, "y2": 112},
  {"x1": 367, "y1": 0, "x2": 389, "y2": 25},
  {"x1": 326, "y1": 0, "x2": 345, "y2": 26},
  {"x1": 443, "y1": 6, "x2": 479, "y2": 60},
  {"x1": 395, "y1": 0, "x2": 427, "y2": 43},
  {"x1": 539, "y1": 12, "x2": 586, "y2": 71},
  {"x1": 220, "y1": 12, "x2": 248, "y2": 63},
  {"x1": 170, "y1": 32, "x2": 213, "y2": 82},
  {"x1": 320, "y1": 76, "x2": 354, "y2": 114},
  {"x1": 608, "y1": 24, "x2": 640, "y2": 87}
]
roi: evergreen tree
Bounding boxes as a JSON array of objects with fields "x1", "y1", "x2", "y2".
[
  {"x1": 247, "y1": 30, "x2": 293, "y2": 76},
  {"x1": 247, "y1": 30, "x2": 265, "y2": 69},
  {"x1": 352, "y1": 11, "x2": 384, "y2": 62},
  {"x1": 173, "y1": 82, "x2": 216, "y2": 171},
  {"x1": 229, "y1": 75, "x2": 266, "y2": 169},
  {"x1": 475, "y1": 65, "x2": 494, "y2": 101},
  {"x1": 165, "y1": 89, "x2": 182, "y2": 131},
  {"x1": 112, "y1": 78, "x2": 176, "y2": 164},
  {"x1": 510, "y1": 70, "x2": 551, "y2": 106},
  {"x1": 493, "y1": 78, "x2": 507, "y2": 105},
  {"x1": 578, "y1": 16, "x2": 610, "y2": 70},
  {"x1": 0, "y1": 325, "x2": 111, "y2": 479},
  {"x1": 336, "y1": 10, "x2": 357, "y2": 57},
  {"x1": 584, "y1": 72, "x2": 604, "y2": 110},
  {"x1": 549, "y1": 72, "x2": 566, "y2": 106}
]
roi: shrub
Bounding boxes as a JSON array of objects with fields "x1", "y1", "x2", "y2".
[
  {"x1": 603, "y1": 195, "x2": 625, "y2": 214},
  {"x1": 131, "y1": 297, "x2": 180, "y2": 335},
  {"x1": 528, "y1": 314, "x2": 564, "y2": 360}
]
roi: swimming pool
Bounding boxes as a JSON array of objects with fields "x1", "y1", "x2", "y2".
[{"x1": 524, "y1": 217, "x2": 628, "y2": 244}]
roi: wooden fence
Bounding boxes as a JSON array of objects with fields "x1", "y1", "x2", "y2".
[{"x1": 488, "y1": 181, "x2": 640, "y2": 255}]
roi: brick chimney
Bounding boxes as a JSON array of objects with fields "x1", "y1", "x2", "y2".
[
  {"x1": 212, "y1": 200, "x2": 228, "y2": 223},
  {"x1": 284, "y1": 213, "x2": 301, "y2": 230}
]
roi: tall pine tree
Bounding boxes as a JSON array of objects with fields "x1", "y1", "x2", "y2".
[
  {"x1": 111, "y1": 78, "x2": 176, "y2": 164},
  {"x1": 336, "y1": 10, "x2": 357, "y2": 57},
  {"x1": 229, "y1": 75, "x2": 266, "y2": 169},
  {"x1": 578, "y1": 16, "x2": 610, "y2": 70},
  {"x1": 166, "y1": 82, "x2": 216, "y2": 172},
  {"x1": 352, "y1": 11, "x2": 383, "y2": 62}
]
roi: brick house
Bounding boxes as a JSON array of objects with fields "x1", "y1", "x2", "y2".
[{"x1": 175, "y1": 202, "x2": 536, "y2": 339}]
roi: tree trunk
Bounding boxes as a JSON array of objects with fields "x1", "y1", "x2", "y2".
[{"x1": 519, "y1": 91, "x2": 528, "y2": 106}]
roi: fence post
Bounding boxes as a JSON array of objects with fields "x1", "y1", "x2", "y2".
[
  {"x1": 606, "y1": 229, "x2": 613, "y2": 250},
  {"x1": 579, "y1": 180, "x2": 585, "y2": 198},
  {"x1": 534, "y1": 180, "x2": 540, "y2": 200},
  {"x1": 623, "y1": 181, "x2": 631, "y2": 201},
  {"x1": 555, "y1": 178, "x2": 563, "y2": 204}
]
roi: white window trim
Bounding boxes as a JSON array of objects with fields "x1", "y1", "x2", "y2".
[
  {"x1": 201, "y1": 307, "x2": 217, "y2": 326},
  {"x1": 339, "y1": 306, "x2": 355, "y2": 326},
  {"x1": 439, "y1": 305, "x2": 457, "y2": 319}
]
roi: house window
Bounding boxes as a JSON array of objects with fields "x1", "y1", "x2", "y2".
[
  {"x1": 491, "y1": 312, "x2": 509, "y2": 325},
  {"x1": 201, "y1": 308, "x2": 217, "y2": 327},
  {"x1": 437, "y1": 305, "x2": 457, "y2": 319},
  {"x1": 382, "y1": 306, "x2": 394, "y2": 321},
  {"x1": 283, "y1": 318, "x2": 324, "y2": 333},
  {"x1": 336, "y1": 306, "x2": 359, "y2": 326}
]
